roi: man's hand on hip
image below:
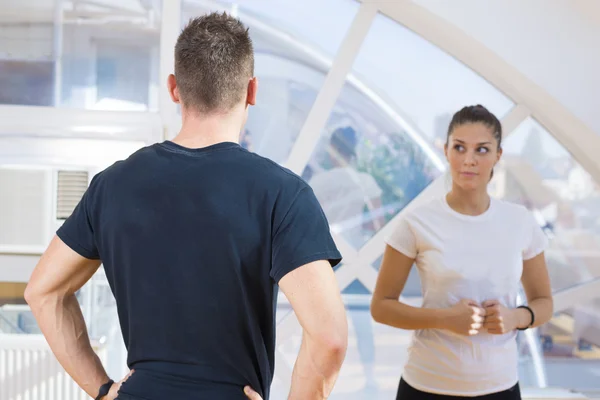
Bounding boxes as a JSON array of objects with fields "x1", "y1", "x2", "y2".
[
  {"x1": 102, "y1": 370, "x2": 135, "y2": 400},
  {"x1": 244, "y1": 386, "x2": 263, "y2": 400}
]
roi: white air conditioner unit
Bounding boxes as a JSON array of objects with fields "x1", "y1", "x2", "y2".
[
  {"x1": 0, "y1": 166, "x2": 95, "y2": 252},
  {"x1": 55, "y1": 170, "x2": 89, "y2": 220}
]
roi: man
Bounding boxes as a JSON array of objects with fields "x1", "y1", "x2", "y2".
[
  {"x1": 25, "y1": 12, "x2": 347, "y2": 400},
  {"x1": 308, "y1": 126, "x2": 384, "y2": 248}
]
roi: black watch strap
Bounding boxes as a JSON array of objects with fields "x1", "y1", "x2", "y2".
[
  {"x1": 516, "y1": 305, "x2": 535, "y2": 331},
  {"x1": 95, "y1": 379, "x2": 114, "y2": 400}
]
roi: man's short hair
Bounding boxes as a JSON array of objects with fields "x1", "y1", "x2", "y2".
[
  {"x1": 330, "y1": 126, "x2": 358, "y2": 159},
  {"x1": 175, "y1": 12, "x2": 254, "y2": 113}
]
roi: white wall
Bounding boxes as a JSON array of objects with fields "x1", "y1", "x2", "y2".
[{"x1": 413, "y1": 0, "x2": 600, "y2": 136}]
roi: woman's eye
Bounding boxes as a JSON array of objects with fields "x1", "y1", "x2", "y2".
[
  {"x1": 453, "y1": 145, "x2": 464, "y2": 151},
  {"x1": 478, "y1": 147, "x2": 489, "y2": 153}
]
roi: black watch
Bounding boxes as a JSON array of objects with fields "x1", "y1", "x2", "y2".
[{"x1": 95, "y1": 379, "x2": 114, "y2": 400}]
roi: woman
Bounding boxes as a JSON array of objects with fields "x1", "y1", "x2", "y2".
[{"x1": 371, "y1": 105, "x2": 553, "y2": 399}]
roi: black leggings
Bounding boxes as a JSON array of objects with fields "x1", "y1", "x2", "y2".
[{"x1": 396, "y1": 378, "x2": 522, "y2": 400}]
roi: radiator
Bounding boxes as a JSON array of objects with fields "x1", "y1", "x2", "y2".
[{"x1": 0, "y1": 334, "x2": 105, "y2": 400}]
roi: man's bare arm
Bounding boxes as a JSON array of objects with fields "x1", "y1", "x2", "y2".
[
  {"x1": 25, "y1": 235, "x2": 109, "y2": 398},
  {"x1": 278, "y1": 260, "x2": 348, "y2": 400}
]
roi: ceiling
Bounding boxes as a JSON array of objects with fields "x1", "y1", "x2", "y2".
[
  {"x1": 412, "y1": 0, "x2": 600, "y2": 136},
  {"x1": 2, "y1": 0, "x2": 598, "y2": 137},
  {"x1": 0, "y1": 0, "x2": 155, "y2": 23}
]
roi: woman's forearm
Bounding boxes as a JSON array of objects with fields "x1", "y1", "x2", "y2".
[{"x1": 371, "y1": 298, "x2": 446, "y2": 330}]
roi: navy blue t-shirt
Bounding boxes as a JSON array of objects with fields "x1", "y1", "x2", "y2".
[{"x1": 57, "y1": 141, "x2": 342, "y2": 399}]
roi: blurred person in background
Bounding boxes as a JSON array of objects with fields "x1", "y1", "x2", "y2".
[{"x1": 309, "y1": 126, "x2": 385, "y2": 247}]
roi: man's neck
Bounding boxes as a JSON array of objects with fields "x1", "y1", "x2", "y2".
[{"x1": 171, "y1": 108, "x2": 245, "y2": 149}]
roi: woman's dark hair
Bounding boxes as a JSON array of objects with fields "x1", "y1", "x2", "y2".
[
  {"x1": 447, "y1": 105, "x2": 502, "y2": 179},
  {"x1": 447, "y1": 105, "x2": 502, "y2": 149}
]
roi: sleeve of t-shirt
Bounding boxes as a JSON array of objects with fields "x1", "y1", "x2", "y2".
[
  {"x1": 359, "y1": 172, "x2": 383, "y2": 199},
  {"x1": 522, "y1": 208, "x2": 549, "y2": 261},
  {"x1": 271, "y1": 186, "x2": 342, "y2": 283},
  {"x1": 385, "y1": 216, "x2": 418, "y2": 259},
  {"x1": 55, "y1": 174, "x2": 101, "y2": 260}
]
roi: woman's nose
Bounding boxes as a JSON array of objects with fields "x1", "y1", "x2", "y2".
[{"x1": 463, "y1": 151, "x2": 476, "y2": 165}]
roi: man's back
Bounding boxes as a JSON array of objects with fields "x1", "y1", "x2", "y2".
[{"x1": 56, "y1": 140, "x2": 342, "y2": 398}]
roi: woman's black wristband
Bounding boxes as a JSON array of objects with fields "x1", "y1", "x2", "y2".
[{"x1": 516, "y1": 305, "x2": 535, "y2": 330}]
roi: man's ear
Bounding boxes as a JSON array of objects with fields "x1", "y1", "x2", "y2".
[
  {"x1": 167, "y1": 74, "x2": 180, "y2": 104},
  {"x1": 246, "y1": 77, "x2": 258, "y2": 106}
]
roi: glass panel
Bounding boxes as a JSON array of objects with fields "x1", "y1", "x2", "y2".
[
  {"x1": 495, "y1": 118, "x2": 600, "y2": 391},
  {"x1": 518, "y1": 309, "x2": 600, "y2": 390},
  {"x1": 493, "y1": 118, "x2": 600, "y2": 292},
  {"x1": 350, "y1": 13, "x2": 514, "y2": 156},
  {"x1": 342, "y1": 279, "x2": 371, "y2": 295},
  {"x1": 304, "y1": 83, "x2": 443, "y2": 249},
  {"x1": 539, "y1": 309, "x2": 600, "y2": 359},
  {"x1": 181, "y1": 0, "x2": 359, "y2": 164},
  {"x1": 0, "y1": 1, "x2": 161, "y2": 111}
]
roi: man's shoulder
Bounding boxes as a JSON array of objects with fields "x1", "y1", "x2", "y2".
[
  {"x1": 88, "y1": 144, "x2": 157, "y2": 185},
  {"x1": 242, "y1": 150, "x2": 310, "y2": 191}
]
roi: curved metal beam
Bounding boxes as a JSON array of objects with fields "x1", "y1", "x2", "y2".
[{"x1": 280, "y1": 2, "x2": 378, "y2": 174}]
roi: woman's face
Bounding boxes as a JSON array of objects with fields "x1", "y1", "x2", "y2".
[{"x1": 444, "y1": 122, "x2": 502, "y2": 191}]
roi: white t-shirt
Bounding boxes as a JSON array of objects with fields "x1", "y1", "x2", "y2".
[
  {"x1": 385, "y1": 195, "x2": 548, "y2": 396},
  {"x1": 310, "y1": 166, "x2": 382, "y2": 246}
]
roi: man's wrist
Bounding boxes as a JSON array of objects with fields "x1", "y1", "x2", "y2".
[{"x1": 95, "y1": 379, "x2": 114, "y2": 400}]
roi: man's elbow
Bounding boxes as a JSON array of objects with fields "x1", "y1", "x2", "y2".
[
  {"x1": 24, "y1": 283, "x2": 42, "y2": 308},
  {"x1": 24, "y1": 283, "x2": 54, "y2": 310},
  {"x1": 325, "y1": 332, "x2": 348, "y2": 359},
  {"x1": 312, "y1": 323, "x2": 348, "y2": 364},
  {"x1": 315, "y1": 332, "x2": 347, "y2": 369}
]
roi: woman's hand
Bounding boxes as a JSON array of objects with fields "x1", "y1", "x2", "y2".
[
  {"x1": 442, "y1": 299, "x2": 485, "y2": 336},
  {"x1": 482, "y1": 300, "x2": 520, "y2": 334}
]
